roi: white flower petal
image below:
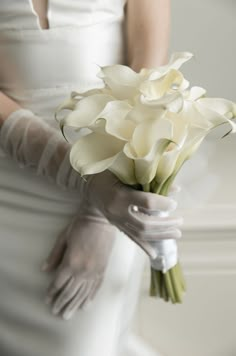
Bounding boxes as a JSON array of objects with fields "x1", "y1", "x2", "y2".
[
  {"x1": 197, "y1": 98, "x2": 236, "y2": 118},
  {"x1": 141, "y1": 92, "x2": 184, "y2": 113},
  {"x1": 186, "y1": 86, "x2": 207, "y2": 101},
  {"x1": 127, "y1": 118, "x2": 173, "y2": 158},
  {"x1": 194, "y1": 101, "x2": 236, "y2": 134},
  {"x1": 70, "y1": 132, "x2": 124, "y2": 175},
  {"x1": 148, "y1": 52, "x2": 193, "y2": 81},
  {"x1": 55, "y1": 95, "x2": 79, "y2": 122},
  {"x1": 126, "y1": 139, "x2": 173, "y2": 184},
  {"x1": 126, "y1": 102, "x2": 165, "y2": 124},
  {"x1": 156, "y1": 148, "x2": 180, "y2": 184},
  {"x1": 140, "y1": 69, "x2": 189, "y2": 100},
  {"x1": 123, "y1": 119, "x2": 174, "y2": 184},
  {"x1": 60, "y1": 94, "x2": 114, "y2": 131},
  {"x1": 167, "y1": 52, "x2": 194, "y2": 71},
  {"x1": 178, "y1": 101, "x2": 212, "y2": 130},
  {"x1": 109, "y1": 151, "x2": 138, "y2": 185},
  {"x1": 98, "y1": 64, "x2": 141, "y2": 100},
  {"x1": 97, "y1": 101, "x2": 135, "y2": 140},
  {"x1": 71, "y1": 88, "x2": 106, "y2": 98},
  {"x1": 165, "y1": 113, "x2": 189, "y2": 146}
]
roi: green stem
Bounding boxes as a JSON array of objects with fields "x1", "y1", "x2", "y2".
[
  {"x1": 169, "y1": 264, "x2": 182, "y2": 303},
  {"x1": 150, "y1": 268, "x2": 158, "y2": 296},
  {"x1": 176, "y1": 261, "x2": 186, "y2": 292},
  {"x1": 164, "y1": 270, "x2": 176, "y2": 303},
  {"x1": 142, "y1": 183, "x2": 150, "y2": 192},
  {"x1": 145, "y1": 176, "x2": 186, "y2": 304}
]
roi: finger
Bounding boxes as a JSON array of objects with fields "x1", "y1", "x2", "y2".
[
  {"x1": 127, "y1": 189, "x2": 177, "y2": 213},
  {"x1": 168, "y1": 183, "x2": 181, "y2": 197},
  {"x1": 41, "y1": 228, "x2": 67, "y2": 272},
  {"x1": 51, "y1": 277, "x2": 81, "y2": 315},
  {"x1": 45, "y1": 267, "x2": 71, "y2": 305},
  {"x1": 121, "y1": 228, "x2": 157, "y2": 259},
  {"x1": 127, "y1": 213, "x2": 183, "y2": 232},
  {"x1": 87, "y1": 279, "x2": 103, "y2": 302},
  {"x1": 62, "y1": 282, "x2": 91, "y2": 320},
  {"x1": 144, "y1": 228, "x2": 182, "y2": 241},
  {"x1": 79, "y1": 279, "x2": 100, "y2": 310},
  {"x1": 80, "y1": 279, "x2": 102, "y2": 311}
]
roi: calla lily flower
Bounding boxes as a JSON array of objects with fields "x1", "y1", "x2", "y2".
[
  {"x1": 56, "y1": 51, "x2": 236, "y2": 190},
  {"x1": 139, "y1": 52, "x2": 193, "y2": 81},
  {"x1": 97, "y1": 64, "x2": 142, "y2": 100}
]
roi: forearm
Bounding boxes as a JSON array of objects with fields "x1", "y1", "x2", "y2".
[
  {"x1": 125, "y1": 0, "x2": 171, "y2": 71},
  {"x1": 0, "y1": 99, "x2": 82, "y2": 190}
]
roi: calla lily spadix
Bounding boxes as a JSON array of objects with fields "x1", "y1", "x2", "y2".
[{"x1": 56, "y1": 51, "x2": 236, "y2": 304}]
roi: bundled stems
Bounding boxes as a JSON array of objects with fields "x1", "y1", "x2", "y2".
[{"x1": 146, "y1": 176, "x2": 186, "y2": 303}]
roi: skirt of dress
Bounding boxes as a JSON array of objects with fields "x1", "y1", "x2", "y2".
[{"x1": 0, "y1": 154, "x2": 148, "y2": 356}]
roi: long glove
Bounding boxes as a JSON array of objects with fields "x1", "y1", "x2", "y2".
[{"x1": 0, "y1": 108, "x2": 183, "y2": 258}]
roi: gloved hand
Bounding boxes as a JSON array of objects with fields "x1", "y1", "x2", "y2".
[
  {"x1": 41, "y1": 200, "x2": 116, "y2": 320},
  {"x1": 81, "y1": 170, "x2": 183, "y2": 258},
  {"x1": 0, "y1": 108, "x2": 183, "y2": 259}
]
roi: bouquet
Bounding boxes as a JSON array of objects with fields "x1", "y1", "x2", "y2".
[{"x1": 55, "y1": 52, "x2": 236, "y2": 304}]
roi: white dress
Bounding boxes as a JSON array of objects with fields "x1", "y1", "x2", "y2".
[{"x1": 0, "y1": 1, "x2": 158, "y2": 355}]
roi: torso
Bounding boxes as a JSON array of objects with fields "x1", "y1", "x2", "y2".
[{"x1": 30, "y1": 0, "x2": 49, "y2": 30}]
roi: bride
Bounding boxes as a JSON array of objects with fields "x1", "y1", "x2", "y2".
[{"x1": 0, "y1": 1, "x2": 182, "y2": 355}]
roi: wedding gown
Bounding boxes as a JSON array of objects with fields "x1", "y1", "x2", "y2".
[{"x1": 0, "y1": 1, "x2": 160, "y2": 355}]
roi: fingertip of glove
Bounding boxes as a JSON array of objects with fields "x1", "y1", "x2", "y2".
[
  {"x1": 41, "y1": 261, "x2": 49, "y2": 272},
  {"x1": 81, "y1": 300, "x2": 92, "y2": 311},
  {"x1": 166, "y1": 198, "x2": 177, "y2": 212},
  {"x1": 62, "y1": 312, "x2": 73, "y2": 321}
]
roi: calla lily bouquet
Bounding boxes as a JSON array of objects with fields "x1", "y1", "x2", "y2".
[{"x1": 55, "y1": 52, "x2": 236, "y2": 303}]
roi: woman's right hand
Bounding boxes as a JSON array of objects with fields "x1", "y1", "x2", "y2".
[
  {"x1": 41, "y1": 210, "x2": 116, "y2": 320},
  {"x1": 83, "y1": 170, "x2": 183, "y2": 259}
]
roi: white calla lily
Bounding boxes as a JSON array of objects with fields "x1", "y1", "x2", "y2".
[
  {"x1": 109, "y1": 151, "x2": 137, "y2": 185},
  {"x1": 59, "y1": 94, "x2": 114, "y2": 136},
  {"x1": 93, "y1": 101, "x2": 135, "y2": 141},
  {"x1": 126, "y1": 101, "x2": 165, "y2": 124},
  {"x1": 195, "y1": 100, "x2": 236, "y2": 135},
  {"x1": 55, "y1": 88, "x2": 110, "y2": 121},
  {"x1": 140, "y1": 91, "x2": 184, "y2": 113},
  {"x1": 142, "y1": 52, "x2": 193, "y2": 81},
  {"x1": 124, "y1": 118, "x2": 174, "y2": 184},
  {"x1": 155, "y1": 148, "x2": 181, "y2": 189},
  {"x1": 185, "y1": 86, "x2": 206, "y2": 101},
  {"x1": 97, "y1": 64, "x2": 142, "y2": 100},
  {"x1": 140, "y1": 69, "x2": 189, "y2": 100},
  {"x1": 70, "y1": 131, "x2": 125, "y2": 176},
  {"x1": 197, "y1": 97, "x2": 236, "y2": 117}
]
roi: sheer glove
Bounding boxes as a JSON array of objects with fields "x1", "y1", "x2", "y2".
[
  {"x1": 0, "y1": 108, "x2": 183, "y2": 258},
  {"x1": 42, "y1": 201, "x2": 116, "y2": 320},
  {"x1": 42, "y1": 184, "x2": 182, "y2": 320},
  {"x1": 0, "y1": 108, "x2": 80, "y2": 189}
]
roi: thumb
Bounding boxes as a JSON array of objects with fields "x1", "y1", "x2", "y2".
[
  {"x1": 41, "y1": 227, "x2": 67, "y2": 273},
  {"x1": 168, "y1": 183, "x2": 181, "y2": 197}
]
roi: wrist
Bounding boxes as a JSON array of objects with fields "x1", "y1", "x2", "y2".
[
  {"x1": 0, "y1": 91, "x2": 21, "y2": 127},
  {"x1": 130, "y1": 53, "x2": 169, "y2": 72}
]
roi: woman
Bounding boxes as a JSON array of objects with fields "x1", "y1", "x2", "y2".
[{"x1": 0, "y1": 1, "x2": 182, "y2": 355}]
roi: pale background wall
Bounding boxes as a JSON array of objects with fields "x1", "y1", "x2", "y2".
[{"x1": 133, "y1": 2, "x2": 236, "y2": 356}]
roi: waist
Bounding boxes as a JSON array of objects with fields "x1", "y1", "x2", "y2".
[
  {"x1": 0, "y1": 155, "x2": 81, "y2": 209},
  {"x1": 0, "y1": 23, "x2": 126, "y2": 92}
]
